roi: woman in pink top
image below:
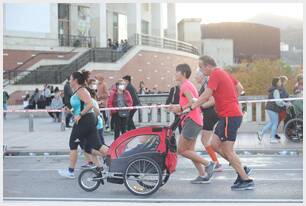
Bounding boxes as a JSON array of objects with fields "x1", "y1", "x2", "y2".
[{"x1": 169, "y1": 64, "x2": 215, "y2": 184}]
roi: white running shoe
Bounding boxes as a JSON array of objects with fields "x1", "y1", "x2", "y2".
[
  {"x1": 58, "y1": 169, "x2": 75, "y2": 179},
  {"x1": 270, "y1": 138, "x2": 279, "y2": 144}
]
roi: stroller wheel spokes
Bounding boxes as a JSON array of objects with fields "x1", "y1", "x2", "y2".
[
  {"x1": 124, "y1": 157, "x2": 162, "y2": 196},
  {"x1": 284, "y1": 118, "x2": 303, "y2": 143},
  {"x1": 78, "y1": 168, "x2": 102, "y2": 192}
]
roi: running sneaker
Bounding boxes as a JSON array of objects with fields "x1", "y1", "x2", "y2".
[
  {"x1": 57, "y1": 169, "x2": 75, "y2": 179},
  {"x1": 275, "y1": 134, "x2": 281, "y2": 139},
  {"x1": 270, "y1": 137, "x2": 279, "y2": 144},
  {"x1": 233, "y1": 166, "x2": 253, "y2": 185},
  {"x1": 81, "y1": 162, "x2": 95, "y2": 169},
  {"x1": 205, "y1": 161, "x2": 216, "y2": 179},
  {"x1": 214, "y1": 163, "x2": 224, "y2": 172},
  {"x1": 231, "y1": 179, "x2": 255, "y2": 191},
  {"x1": 257, "y1": 131, "x2": 263, "y2": 143},
  {"x1": 190, "y1": 175, "x2": 211, "y2": 184}
]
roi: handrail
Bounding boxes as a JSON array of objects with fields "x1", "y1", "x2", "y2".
[{"x1": 134, "y1": 33, "x2": 199, "y2": 55}]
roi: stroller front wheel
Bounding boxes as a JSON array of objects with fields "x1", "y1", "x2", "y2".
[
  {"x1": 78, "y1": 168, "x2": 101, "y2": 192},
  {"x1": 124, "y1": 157, "x2": 162, "y2": 196}
]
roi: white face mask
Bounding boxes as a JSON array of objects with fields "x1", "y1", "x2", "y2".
[
  {"x1": 91, "y1": 84, "x2": 97, "y2": 90},
  {"x1": 118, "y1": 85, "x2": 125, "y2": 91}
]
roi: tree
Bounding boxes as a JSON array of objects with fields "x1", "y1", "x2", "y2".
[{"x1": 227, "y1": 59, "x2": 303, "y2": 96}]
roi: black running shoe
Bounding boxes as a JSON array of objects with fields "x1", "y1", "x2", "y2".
[
  {"x1": 233, "y1": 166, "x2": 253, "y2": 185},
  {"x1": 275, "y1": 134, "x2": 281, "y2": 139},
  {"x1": 231, "y1": 179, "x2": 255, "y2": 191}
]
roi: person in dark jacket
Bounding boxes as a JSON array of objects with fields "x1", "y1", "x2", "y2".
[
  {"x1": 166, "y1": 83, "x2": 181, "y2": 133},
  {"x1": 275, "y1": 76, "x2": 289, "y2": 139},
  {"x1": 257, "y1": 77, "x2": 290, "y2": 144},
  {"x1": 64, "y1": 78, "x2": 74, "y2": 128},
  {"x1": 122, "y1": 75, "x2": 140, "y2": 131},
  {"x1": 108, "y1": 79, "x2": 133, "y2": 140}
]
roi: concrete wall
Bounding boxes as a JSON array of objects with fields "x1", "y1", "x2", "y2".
[
  {"x1": 177, "y1": 19, "x2": 202, "y2": 51},
  {"x1": 4, "y1": 3, "x2": 59, "y2": 47},
  {"x1": 202, "y1": 39, "x2": 234, "y2": 67}
]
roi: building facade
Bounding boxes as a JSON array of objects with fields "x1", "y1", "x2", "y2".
[{"x1": 4, "y1": 3, "x2": 177, "y2": 48}]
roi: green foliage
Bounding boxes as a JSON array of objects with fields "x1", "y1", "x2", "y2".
[{"x1": 227, "y1": 59, "x2": 303, "y2": 95}]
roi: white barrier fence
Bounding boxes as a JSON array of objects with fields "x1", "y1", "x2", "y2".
[{"x1": 3, "y1": 97, "x2": 303, "y2": 132}]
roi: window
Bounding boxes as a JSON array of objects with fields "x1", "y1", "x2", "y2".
[
  {"x1": 113, "y1": 12, "x2": 119, "y2": 41},
  {"x1": 116, "y1": 135, "x2": 160, "y2": 157},
  {"x1": 58, "y1": 4, "x2": 69, "y2": 20},
  {"x1": 141, "y1": 20, "x2": 149, "y2": 34},
  {"x1": 118, "y1": 14, "x2": 127, "y2": 41}
]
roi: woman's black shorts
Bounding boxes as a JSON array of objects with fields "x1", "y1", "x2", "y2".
[{"x1": 69, "y1": 112, "x2": 101, "y2": 153}]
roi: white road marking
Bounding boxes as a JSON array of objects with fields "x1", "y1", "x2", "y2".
[
  {"x1": 3, "y1": 168, "x2": 303, "y2": 172},
  {"x1": 3, "y1": 197, "x2": 303, "y2": 203}
]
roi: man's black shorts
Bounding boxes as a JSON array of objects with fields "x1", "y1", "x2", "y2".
[{"x1": 214, "y1": 116, "x2": 242, "y2": 142}]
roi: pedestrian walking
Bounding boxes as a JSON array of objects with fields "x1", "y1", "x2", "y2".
[
  {"x1": 257, "y1": 77, "x2": 291, "y2": 144},
  {"x1": 169, "y1": 63, "x2": 215, "y2": 184},
  {"x1": 194, "y1": 69, "x2": 223, "y2": 172},
  {"x1": 275, "y1": 76, "x2": 289, "y2": 139},
  {"x1": 107, "y1": 79, "x2": 133, "y2": 140},
  {"x1": 191, "y1": 55, "x2": 254, "y2": 190}
]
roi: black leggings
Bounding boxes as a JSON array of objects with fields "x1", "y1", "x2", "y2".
[
  {"x1": 48, "y1": 112, "x2": 60, "y2": 119},
  {"x1": 69, "y1": 113, "x2": 101, "y2": 153},
  {"x1": 112, "y1": 113, "x2": 128, "y2": 140}
]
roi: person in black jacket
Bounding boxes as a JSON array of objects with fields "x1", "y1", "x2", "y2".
[
  {"x1": 123, "y1": 75, "x2": 141, "y2": 130},
  {"x1": 166, "y1": 83, "x2": 182, "y2": 133}
]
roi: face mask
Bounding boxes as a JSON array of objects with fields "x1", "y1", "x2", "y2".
[
  {"x1": 118, "y1": 84, "x2": 125, "y2": 91},
  {"x1": 92, "y1": 84, "x2": 97, "y2": 90}
]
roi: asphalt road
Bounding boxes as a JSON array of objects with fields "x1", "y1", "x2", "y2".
[{"x1": 3, "y1": 154, "x2": 303, "y2": 203}]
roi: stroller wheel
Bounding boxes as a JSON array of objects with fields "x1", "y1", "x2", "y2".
[
  {"x1": 284, "y1": 118, "x2": 303, "y2": 143},
  {"x1": 78, "y1": 168, "x2": 101, "y2": 192},
  {"x1": 161, "y1": 170, "x2": 170, "y2": 186},
  {"x1": 124, "y1": 157, "x2": 162, "y2": 196}
]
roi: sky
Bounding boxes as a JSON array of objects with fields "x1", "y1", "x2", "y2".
[{"x1": 174, "y1": 3, "x2": 303, "y2": 24}]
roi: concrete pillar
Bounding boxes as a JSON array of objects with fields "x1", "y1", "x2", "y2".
[
  {"x1": 127, "y1": 3, "x2": 141, "y2": 45},
  {"x1": 167, "y1": 3, "x2": 177, "y2": 40},
  {"x1": 151, "y1": 3, "x2": 162, "y2": 37},
  {"x1": 99, "y1": 3, "x2": 107, "y2": 47}
]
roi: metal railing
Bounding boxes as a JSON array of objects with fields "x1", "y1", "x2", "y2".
[
  {"x1": 134, "y1": 33, "x2": 199, "y2": 55},
  {"x1": 4, "y1": 33, "x2": 198, "y2": 85},
  {"x1": 4, "y1": 95, "x2": 303, "y2": 132},
  {"x1": 58, "y1": 34, "x2": 96, "y2": 48},
  {"x1": 6, "y1": 46, "x2": 133, "y2": 84}
]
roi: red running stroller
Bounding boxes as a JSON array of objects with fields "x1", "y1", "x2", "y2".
[{"x1": 78, "y1": 113, "x2": 182, "y2": 196}]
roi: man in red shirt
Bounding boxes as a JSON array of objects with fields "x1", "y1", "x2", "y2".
[{"x1": 188, "y1": 55, "x2": 255, "y2": 190}]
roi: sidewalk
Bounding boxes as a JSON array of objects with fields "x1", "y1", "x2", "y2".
[{"x1": 3, "y1": 115, "x2": 303, "y2": 155}]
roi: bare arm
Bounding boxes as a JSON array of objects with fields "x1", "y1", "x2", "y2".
[
  {"x1": 236, "y1": 82, "x2": 244, "y2": 96},
  {"x1": 169, "y1": 91, "x2": 193, "y2": 114},
  {"x1": 201, "y1": 96, "x2": 215, "y2": 109},
  {"x1": 190, "y1": 87, "x2": 213, "y2": 110}
]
